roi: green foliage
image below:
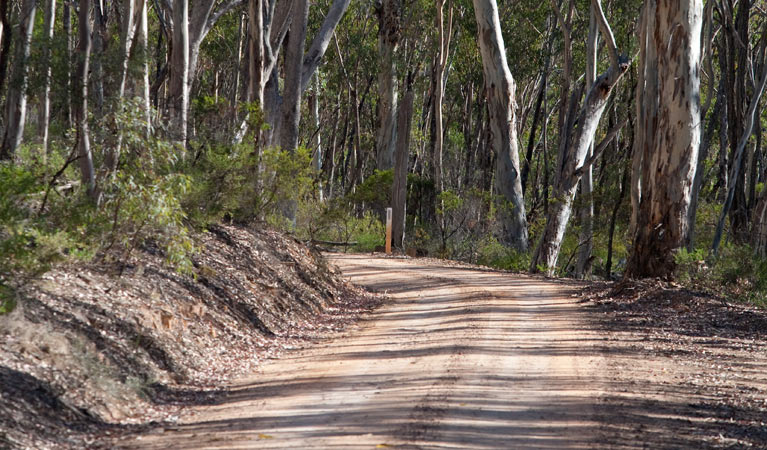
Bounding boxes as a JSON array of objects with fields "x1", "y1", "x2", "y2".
[
  {"x1": 0, "y1": 99, "x2": 196, "y2": 306},
  {"x1": 674, "y1": 248, "x2": 708, "y2": 284},
  {"x1": 675, "y1": 244, "x2": 767, "y2": 307},
  {"x1": 0, "y1": 164, "x2": 79, "y2": 313},
  {"x1": 476, "y1": 235, "x2": 530, "y2": 272},
  {"x1": 184, "y1": 141, "x2": 258, "y2": 226},
  {"x1": 94, "y1": 100, "x2": 195, "y2": 272},
  {"x1": 350, "y1": 212, "x2": 386, "y2": 252},
  {"x1": 295, "y1": 197, "x2": 385, "y2": 252},
  {"x1": 349, "y1": 169, "x2": 393, "y2": 211},
  {"x1": 258, "y1": 146, "x2": 315, "y2": 224}
]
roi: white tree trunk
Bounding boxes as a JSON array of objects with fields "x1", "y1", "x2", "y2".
[
  {"x1": 0, "y1": 0, "x2": 36, "y2": 159},
  {"x1": 62, "y1": 0, "x2": 73, "y2": 129},
  {"x1": 76, "y1": 0, "x2": 97, "y2": 200},
  {"x1": 530, "y1": 0, "x2": 628, "y2": 275},
  {"x1": 106, "y1": 0, "x2": 138, "y2": 172},
  {"x1": 38, "y1": 0, "x2": 56, "y2": 156},
  {"x1": 118, "y1": 0, "x2": 136, "y2": 99},
  {"x1": 169, "y1": 0, "x2": 190, "y2": 148},
  {"x1": 575, "y1": 5, "x2": 598, "y2": 278},
  {"x1": 627, "y1": 0, "x2": 703, "y2": 278},
  {"x1": 472, "y1": 0, "x2": 528, "y2": 251},
  {"x1": 139, "y1": 0, "x2": 152, "y2": 134},
  {"x1": 248, "y1": 0, "x2": 266, "y2": 107},
  {"x1": 311, "y1": 72, "x2": 322, "y2": 173},
  {"x1": 431, "y1": 0, "x2": 452, "y2": 192},
  {"x1": 300, "y1": 0, "x2": 352, "y2": 92}
]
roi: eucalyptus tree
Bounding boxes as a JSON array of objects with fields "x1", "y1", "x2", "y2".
[
  {"x1": 243, "y1": 0, "x2": 352, "y2": 151},
  {"x1": 626, "y1": 0, "x2": 703, "y2": 278},
  {"x1": 530, "y1": 0, "x2": 628, "y2": 275},
  {"x1": 165, "y1": 0, "x2": 245, "y2": 147},
  {"x1": 472, "y1": 0, "x2": 528, "y2": 251},
  {"x1": 574, "y1": 5, "x2": 599, "y2": 278},
  {"x1": 38, "y1": 0, "x2": 56, "y2": 156},
  {"x1": 0, "y1": 0, "x2": 37, "y2": 159},
  {"x1": 712, "y1": 21, "x2": 767, "y2": 255},
  {"x1": 76, "y1": 0, "x2": 97, "y2": 200},
  {"x1": 431, "y1": 0, "x2": 453, "y2": 191},
  {"x1": 375, "y1": 0, "x2": 401, "y2": 171}
]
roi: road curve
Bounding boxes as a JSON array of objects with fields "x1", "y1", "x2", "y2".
[{"x1": 127, "y1": 254, "x2": 607, "y2": 449}]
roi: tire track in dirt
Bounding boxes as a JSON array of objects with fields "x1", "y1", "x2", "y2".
[{"x1": 120, "y1": 254, "x2": 607, "y2": 449}]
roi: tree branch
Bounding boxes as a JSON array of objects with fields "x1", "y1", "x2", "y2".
[
  {"x1": 300, "y1": 0, "x2": 352, "y2": 92},
  {"x1": 591, "y1": 0, "x2": 619, "y2": 70},
  {"x1": 573, "y1": 116, "x2": 628, "y2": 178},
  {"x1": 205, "y1": 0, "x2": 245, "y2": 37}
]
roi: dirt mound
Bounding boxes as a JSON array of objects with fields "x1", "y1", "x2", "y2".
[{"x1": 0, "y1": 225, "x2": 380, "y2": 449}]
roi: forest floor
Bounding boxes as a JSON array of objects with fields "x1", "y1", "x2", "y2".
[{"x1": 109, "y1": 254, "x2": 767, "y2": 449}]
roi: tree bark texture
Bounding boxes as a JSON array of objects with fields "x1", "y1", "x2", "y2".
[
  {"x1": 431, "y1": 0, "x2": 452, "y2": 191},
  {"x1": 277, "y1": 0, "x2": 309, "y2": 152},
  {"x1": 169, "y1": 0, "x2": 190, "y2": 147},
  {"x1": 626, "y1": 0, "x2": 703, "y2": 279},
  {"x1": 473, "y1": 0, "x2": 528, "y2": 251}
]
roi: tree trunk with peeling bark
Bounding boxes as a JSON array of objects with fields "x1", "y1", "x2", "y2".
[
  {"x1": 531, "y1": 0, "x2": 628, "y2": 275},
  {"x1": 277, "y1": 0, "x2": 309, "y2": 153},
  {"x1": 472, "y1": 0, "x2": 528, "y2": 251},
  {"x1": 626, "y1": 0, "x2": 703, "y2": 279}
]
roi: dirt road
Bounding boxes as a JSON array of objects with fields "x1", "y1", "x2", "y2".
[{"x1": 124, "y1": 254, "x2": 623, "y2": 449}]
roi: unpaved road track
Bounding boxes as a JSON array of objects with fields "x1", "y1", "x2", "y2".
[{"x1": 126, "y1": 255, "x2": 612, "y2": 449}]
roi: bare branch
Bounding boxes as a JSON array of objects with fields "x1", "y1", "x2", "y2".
[
  {"x1": 591, "y1": 0, "x2": 619, "y2": 69},
  {"x1": 206, "y1": 0, "x2": 245, "y2": 36}
]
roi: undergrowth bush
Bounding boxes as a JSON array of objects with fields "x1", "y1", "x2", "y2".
[
  {"x1": 475, "y1": 235, "x2": 530, "y2": 271},
  {"x1": 1, "y1": 100, "x2": 196, "y2": 313},
  {"x1": 675, "y1": 244, "x2": 767, "y2": 307}
]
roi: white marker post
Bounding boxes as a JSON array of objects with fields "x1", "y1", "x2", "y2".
[{"x1": 385, "y1": 207, "x2": 393, "y2": 254}]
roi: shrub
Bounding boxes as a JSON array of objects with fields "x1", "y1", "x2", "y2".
[
  {"x1": 674, "y1": 248, "x2": 708, "y2": 284},
  {"x1": 476, "y1": 235, "x2": 530, "y2": 271},
  {"x1": 348, "y1": 169, "x2": 393, "y2": 213}
]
